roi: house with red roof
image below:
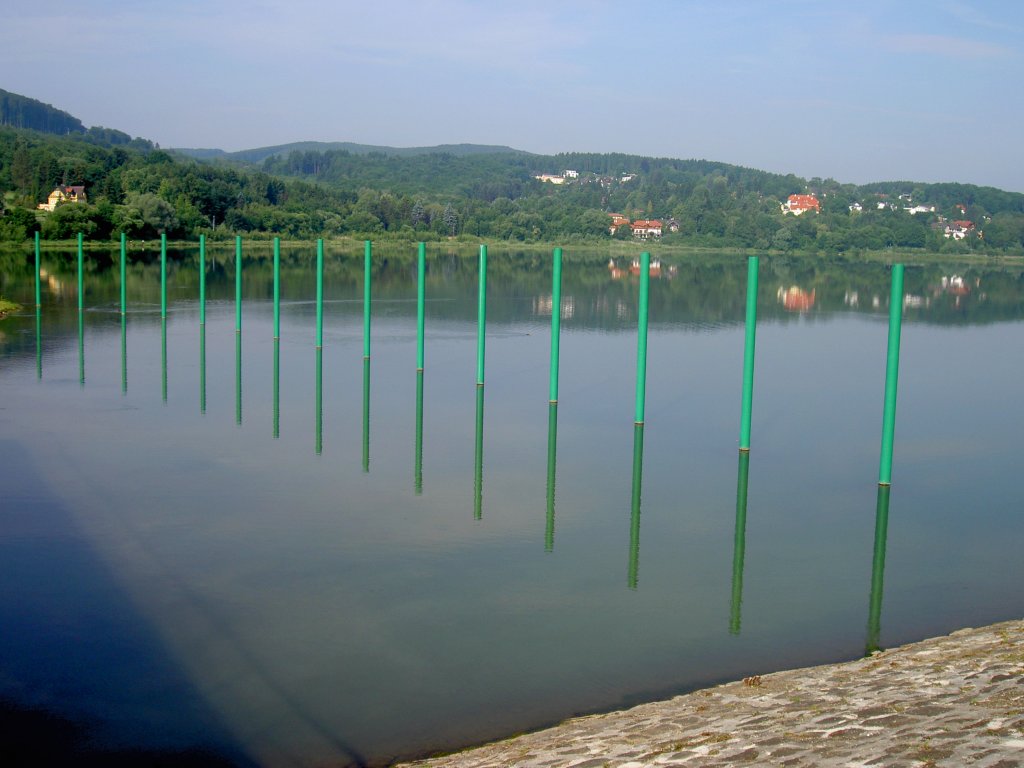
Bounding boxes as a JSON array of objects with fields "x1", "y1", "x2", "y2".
[{"x1": 782, "y1": 194, "x2": 820, "y2": 215}]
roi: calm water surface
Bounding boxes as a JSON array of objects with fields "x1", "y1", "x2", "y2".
[{"x1": 1, "y1": 247, "x2": 1023, "y2": 766}]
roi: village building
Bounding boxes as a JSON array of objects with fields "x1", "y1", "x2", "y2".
[
  {"x1": 945, "y1": 220, "x2": 975, "y2": 240},
  {"x1": 782, "y1": 194, "x2": 820, "y2": 215},
  {"x1": 534, "y1": 174, "x2": 566, "y2": 185},
  {"x1": 38, "y1": 185, "x2": 87, "y2": 212},
  {"x1": 630, "y1": 219, "x2": 663, "y2": 239}
]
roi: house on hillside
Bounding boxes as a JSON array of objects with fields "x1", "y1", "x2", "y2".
[
  {"x1": 782, "y1": 194, "x2": 820, "y2": 215},
  {"x1": 534, "y1": 174, "x2": 566, "y2": 184},
  {"x1": 945, "y1": 220, "x2": 975, "y2": 240},
  {"x1": 38, "y1": 185, "x2": 87, "y2": 211},
  {"x1": 631, "y1": 219, "x2": 663, "y2": 239},
  {"x1": 608, "y1": 213, "x2": 630, "y2": 236}
]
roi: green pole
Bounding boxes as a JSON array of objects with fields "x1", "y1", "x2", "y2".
[
  {"x1": 235, "y1": 235, "x2": 242, "y2": 333},
  {"x1": 77, "y1": 232, "x2": 83, "y2": 314},
  {"x1": 316, "y1": 239, "x2": 324, "y2": 348},
  {"x1": 199, "y1": 234, "x2": 206, "y2": 326},
  {"x1": 35, "y1": 307, "x2": 42, "y2": 379},
  {"x1": 738, "y1": 256, "x2": 759, "y2": 451},
  {"x1": 235, "y1": 330, "x2": 242, "y2": 424},
  {"x1": 878, "y1": 264, "x2": 905, "y2": 486},
  {"x1": 474, "y1": 385, "x2": 485, "y2": 519},
  {"x1": 34, "y1": 231, "x2": 41, "y2": 308},
  {"x1": 476, "y1": 244, "x2": 487, "y2": 386},
  {"x1": 273, "y1": 339, "x2": 280, "y2": 438},
  {"x1": 273, "y1": 237, "x2": 281, "y2": 340},
  {"x1": 160, "y1": 232, "x2": 167, "y2": 319},
  {"x1": 416, "y1": 242, "x2": 425, "y2": 371},
  {"x1": 628, "y1": 423, "x2": 645, "y2": 589},
  {"x1": 78, "y1": 311, "x2": 84, "y2": 386},
  {"x1": 729, "y1": 451, "x2": 750, "y2": 635},
  {"x1": 634, "y1": 252, "x2": 651, "y2": 425},
  {"x1": 362, "y1": 358, "x2": 371, "y2": 472},
  {"x1": 866, "y1": 485, "x2": 891, "y2": 654},
  {"x1": 161, "y1": 317, "x2": 167, "y2": 403},
  {"x1": 315, "y1": 347, "x2": 323, "y2": 455},
  {"x1": 121, "y1": 314, "x2": 127, "y2": 394},
  {"x1": 549, "y1": 247, "x2": 563, "y2": 404},
  {"x1": 415, "y1": 370, "x2": 424, "y2": 494},
  {"x1": 120, "y1": 232, "x2": 127, "y2": 316},
  {"x1": 363, "y1": 240, "x2": 372, "y2": 359},
  {"x1": 545, "y1": 403, "x2": 558, "y2": 551},
  {"x1": 200, "y1": 324, "x2": 206, "y2": 414}
]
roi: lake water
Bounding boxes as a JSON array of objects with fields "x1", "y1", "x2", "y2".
[{"x1": 1, "y1": 246, "x2": 1023, "y2": 766}]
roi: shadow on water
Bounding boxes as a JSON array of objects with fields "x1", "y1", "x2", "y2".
[
  {"x1": 0, "y1": 439, "x2": 373, "y2": 768},
  {"x1": 0, "y1": 440, "x2": 255, "y2": 768}
]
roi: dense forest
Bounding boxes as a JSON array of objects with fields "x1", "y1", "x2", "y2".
[{"x1": 2, "y1": 89, "x2": 1023, "y2": 254}]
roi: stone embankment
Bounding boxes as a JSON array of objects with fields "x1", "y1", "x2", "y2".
[{"x1": 399, "y1": 619, "x2": 1024, "y2": 767}]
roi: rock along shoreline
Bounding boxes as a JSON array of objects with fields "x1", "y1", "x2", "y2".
[{"x1": 397, "y1": 618, "x2": 1024, "y2": 767}]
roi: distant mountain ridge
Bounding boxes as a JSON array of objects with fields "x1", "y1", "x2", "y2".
[{"x1": 171, "y1": 141, "x2": 529, "y2": 164}]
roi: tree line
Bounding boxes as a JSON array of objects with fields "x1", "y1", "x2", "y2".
[{"x1": 2, "y1": 123, "x2": 1024, "y2": 255}]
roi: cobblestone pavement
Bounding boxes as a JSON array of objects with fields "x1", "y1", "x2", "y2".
[{"x1": 398, "y1": 619, "x2": 1024, "y2": 767}]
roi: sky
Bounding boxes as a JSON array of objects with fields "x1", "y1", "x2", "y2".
[{"x1": 4, "y1": 0, "x2": 1024, "y2": 191}]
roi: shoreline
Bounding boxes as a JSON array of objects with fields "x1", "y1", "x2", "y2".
[{"x1": 397, "y1": 618, "x2": 1024, "y2": 767}]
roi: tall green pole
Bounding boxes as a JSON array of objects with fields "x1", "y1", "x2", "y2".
[
  {"x1": 315, "y1": 347, "x2": 323, "y2": 455},
  {"x1": 235, "y1": 330, "x2": 242, "y2": 424},
  {"x1": 161, "y1": 318, "x2": 167, "y2": 403},
  {"x1": 200, "y1": 324, "x2": 206, "y2": 414},
  {"x1": 34, "y1": 231, "x2": 41, "y2": 308},
  {"x1": 120, "y1": 232, "x2": 127, "y2": 316},
  {"x1": 628, "y1": 423, "x2": 645, "y2": 589},
  {"x1": 35, "y1": 307, "x2": 41, "y2": 379},
  {"x1": 160, "y1": 232, "x2": 167, "y2": 319},
  {"x1": 549, "y1": 247, "x2": 563, "y2": 404},
  {"x1": 121, "y1": 315, "x2": 127, "y2": 394},
  {"x1": 476, "y1": 244, "x2": 487, "y2": 386},
  {"x1": 235, "y1": 235, "x2": 242, "y2": 333},
  {"x1": 362, "y1": 358, "x2": 371, "y2": 472},
  {"x1": 415, "y1": 370, "x2": 424, "y2": 494},
  {"x1": 473, "y1": 385, "x2": 485, "y2": 519},
  {"x1": 878, "y1": 264, "x2": 905, "y2": 486},
  {"x1": 729, "y1": 451, "x2": 751, "y2": 635},
  {"x1": 545, "y1": 403, "x2": 558, "y2": 551},
  {"x1": 363, "y1": 240, "x2": 372, "y2": 359},
  {"x1": 273, "y1": 339, "x2": 280, "y2": 438},
  {"x1": 416, "y1": 242, "x2": 426, "y2": 371},
  {"x1": 77, "y1": 232, "x2": 83, "y2": 314},
  {"x1": 634, "y1": 251, "x2": 651, "y2": 425},
  {"x1": 273, "y1": 237, "x2": 281, "y2": 340},
  {"x1": 866, "y1": 485, "x2": 891, "y2": 654},
  {"x1": 316, "y1": 239, "x2": 324, "y2": 349},
  {"x1": 199, "y1": 234, "x2": 206, "y2": 326},
  {"x1": 739, "y1": 256, "x2": 759, "y2": 451}
]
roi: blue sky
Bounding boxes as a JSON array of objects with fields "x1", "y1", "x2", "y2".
[{"x1": 4, "y1": 1, "x2": 1023, "y2": 191}]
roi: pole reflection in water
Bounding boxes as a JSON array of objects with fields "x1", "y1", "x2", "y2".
[
  {"x1": 362, "y1": 358, "x2": 370, "y2": 472},
  {"x1": 866, "y1": 485, "x2": 892, "y2": 654},
  {"x1": 473, "y1": 385, "x2": 485, "y2": 520},
  {"x1": 199, "y1": 325, "x2": 206, "y2": 415},
  {"x1": 729, "y1": 451, "x2": 751, "y2": 635},
  {"x1": 545, "y1": 403, "x2": 558, "y2": 552},
  {"x1": 414, "y1": 371, "x2": 424, "y2": 495},
  {"x1": 234, "y1": 331, "x2": 241, "y2": 425},
  {"x1": 628, "y1": 423, "x2": 645, "y2": 589},
  {"x1": 273, "y1": 338, "x2": 280, "y2": 439},
  {"x1": 35, "y1": 307, "x2": 42, "y2": 380},
  {"x1": 78, "y1": 310, "x2": 84, "y2": 386},
  {"x1": 315, "y1": 347, "x2": 323, "y2": 455},
  {"x1": 161, "y1": 318, "x2": 168, "y2": 402},
  {"x1": 120, "y1": 314, "x2": 127, "y2": 394}
]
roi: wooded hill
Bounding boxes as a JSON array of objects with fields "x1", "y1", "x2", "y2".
[{"x1": 1, "y1": 88, "x2": 1022, "y2": 254}]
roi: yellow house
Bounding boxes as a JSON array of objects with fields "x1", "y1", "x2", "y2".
[{"x1": 38, "y1": 185, "x2": 88, "y2": 212}]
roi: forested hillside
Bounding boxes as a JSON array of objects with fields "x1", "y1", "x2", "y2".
[{"x1": 1, "y1": 88, "x2": 1023, "y2": 254}]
